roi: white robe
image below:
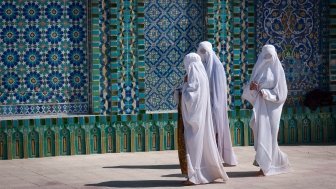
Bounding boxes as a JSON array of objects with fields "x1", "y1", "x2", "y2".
[
  {"x1": 181, "y1": 53, "x2": 229, "y2": 184},
  {"x1": 197, "y1": 41, "x2": 238, "y2": 166},
  {"x1": 242, "y1": 45, "x2": 290, "y2": 176}
]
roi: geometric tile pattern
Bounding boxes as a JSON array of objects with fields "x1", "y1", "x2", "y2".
[
  {"x1": 119, "y1": 0, "x2": 145, "y2": 115},
  {"x1": 90, "y1": 0, "x2": 104, "y2": 114},
  {"x1": 329, "y1": 0, "x2": 336, "y2": 91},
  {"x1": 144, "y1": 0, "x2": 206, "y2": 111},
  {"x1": 1, "y1": 105, "x2": 336, "y2": 159},
  {"x1": 116, "y1": 0, "x2": 140, "y2": 114},
  {"x1": 98, "y1": 0, "x2": 110, "y2": 114},
  {"x1": 207, "y1": 0, "x2": 255, "y2": 110},
  {"x1": 256, "y1": 0, "x2": 329, "y2": 106},
  {"x1": 0, "y1": 1, "x2": 336, "y2": 160},
  {"x1": 136, "y1": 1, "x2": 146, "y2": 115},
  {"x1": 92, "y1": 0, "x2": 144, "y2": 115},
  {"x1": 0, "y1": 0, "x2": 88, "y2": 115},
  {"x1": 106, "y1": 0, "x2": 118, "y2": 115},
  {"x1": 226, "y1": 0, "x2": 251, "y2": 109},
  {"x1": 321, "y1": 0, "x2": 329, "y2": 91},
  {"x1": 0, "y1": 0, "x2": 331, "y2": 116}
]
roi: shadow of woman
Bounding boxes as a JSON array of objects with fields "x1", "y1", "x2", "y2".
[
  {"x1": 227, "y1": 171, "x2": 260, "y2": 178},
  {"x1": 85, "y1": 180, "x2": 183, "y2": 188},
  {"x1": 103, "y1": 164, "x2": 180, "y2": 170}
]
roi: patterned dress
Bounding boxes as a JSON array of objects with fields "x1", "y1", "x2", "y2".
[{"x1": 177, "y1": 91, "x2": 187, "y2": 175}]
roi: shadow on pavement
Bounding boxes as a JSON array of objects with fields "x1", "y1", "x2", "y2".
[
  {"x1": 103, "y1": 164, "x2": 180, "y2": 170},
  {"x1": 161, "y1": 173, "x2": 185, "y2": 178},
  {"x1": 85, "y1": 180, "x2": 183, "y2": 188},
  {"x1": 227, "y1": 171, "x2": 259, "y2": 178}
]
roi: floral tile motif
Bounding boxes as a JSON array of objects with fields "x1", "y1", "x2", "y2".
[{"x1": 256, "y1": 0, "x2": 329, "y2": 106}]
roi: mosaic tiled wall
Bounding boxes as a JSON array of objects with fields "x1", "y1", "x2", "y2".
[
  {"x1": 0, "y1": 0, "x2": 336, "y2": 160},
  {"x1": 91, "y1": 0, "x2": 145, "y2": 115},
  {"x1": 92, "y1": 0, "x2": 332, "y2": 113},
  {"x1": 90, "y1": 0, "x2": 102, "y2": 114},
  {"x1": 256, "y1": 0, "x2": 329, "y2": 106},
  {"x1": 330, "y1": 0, "x2": 336, "y2": 91},
  {"x1": 207, "y1": 0, "x2": 256, "y2": 110},
  {"x1": 144, "y1": 0, "x2": 206, "y2": 111},
  {"x1": 1, "y1": 105, "x2": 335, "y2": 160},
  {"x1": 144, "y1": 0, "x2": 256, "y2": 111},
  {"x1": 0, "y1": 0, "x2": 89, "y2": 115}
]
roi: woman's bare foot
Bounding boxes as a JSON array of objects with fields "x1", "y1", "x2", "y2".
[
  {"x1": 182, "y1": 180, "x2": 195, "y2": 186},
  {"x1": 256, "y1": 169, "x2": 265, "y2": 177}
]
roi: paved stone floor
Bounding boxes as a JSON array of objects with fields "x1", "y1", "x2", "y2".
[{"x1": 1, "y1": 145, "x2": 336, "y2": 189}]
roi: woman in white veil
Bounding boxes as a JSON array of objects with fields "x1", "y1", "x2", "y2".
[
  {"x1": 181, "y1": 53, "x2": 228, "y2": 185},
  {"x1": 242, "y1": 44, "x2": 290, "y2": 176},
  {"x1": 197, "y1": 41, "x2": 238, "y2": 166}
]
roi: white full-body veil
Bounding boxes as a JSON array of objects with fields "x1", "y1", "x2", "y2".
[
  {"x1": 197, "y1": 41, "x2": 238, "y2": 166},
  {"x1": 181, "y1": 53, "x2": 229, "y2": 184},
  {"x1": 242, "y1": 44, "x2": 290, "y2": 176}
]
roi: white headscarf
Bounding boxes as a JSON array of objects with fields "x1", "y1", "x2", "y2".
[
  {"x1": 197, "y1": 41, "x2": 214, "y2": 78},
  {"x1": 242, "y1": 44, "x2": 290, "y2": 176},
  {"x1": 197, "y1": 41, "x2": 238, "y2": 166},
  {"x1": 243, "y1": 44, "x2": 288, "y2": 105},
  {"x1": 182, "y1": 53, "x2": 208, "y2": 117},
  {"x1": 181, "y1": 53, "x2": 228, "y2": 184}
]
